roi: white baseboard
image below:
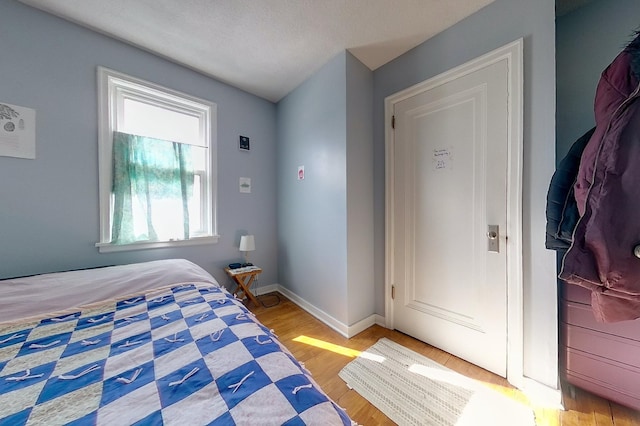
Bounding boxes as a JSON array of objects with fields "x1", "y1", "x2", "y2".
[
  {"x1": 276, "y1": 286, "x2": 351, "y2": 337},
  {"x1": 347, "y1": 314, "x2": 377, "y2": 337},
  {"x1": 521, "y1": 377, "x2": 563, "y2": 409},
  {"x1": 374, "y1": 314, "x2": 387, "y2": 327},
  {"x1": 348, "y1": 314, "x2": 388, "y2": 336},
  {"x1": 269, "y1": 284, "x2": 381, "y2": 338},
  {"x1": 254, "y1": 283, "x2": 279, "y2": 296}
]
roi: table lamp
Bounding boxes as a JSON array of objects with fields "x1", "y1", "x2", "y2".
[{"x1": 239, "y1": 234, "x2": 255, "y2": 265}]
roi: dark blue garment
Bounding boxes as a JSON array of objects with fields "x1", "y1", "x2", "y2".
[{"x1": 545, "y1": 127, "x2": 595, "y2": 251}]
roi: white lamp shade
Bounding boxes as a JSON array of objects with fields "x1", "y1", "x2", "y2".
[{"x1": 239, "y1": 235, "x2": 255, "y2": 252}]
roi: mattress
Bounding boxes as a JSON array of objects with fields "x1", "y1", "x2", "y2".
[{"x1": 0, "y1": 259, "x2": 352, "y2": 425}]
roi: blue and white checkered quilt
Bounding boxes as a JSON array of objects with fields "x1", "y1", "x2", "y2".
[{"x1": 0, "y1": 282, "x2": 352, "y2": 425}]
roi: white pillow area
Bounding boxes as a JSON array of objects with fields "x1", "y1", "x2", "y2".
[{"x1": 0, "y1": 259, "x2": 218, "y2": 323}]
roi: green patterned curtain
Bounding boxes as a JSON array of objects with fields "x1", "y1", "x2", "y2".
[{"x1": 111, "y1": 131, "x2": 193, "y2": 244}]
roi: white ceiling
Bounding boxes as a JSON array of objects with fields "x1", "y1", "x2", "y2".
[
  {"x1": 18, "y1": 0, "x2": 497, "y2": 102},
  {"x1": 18, "y1": 0, "x2": 591, "y2": 102}
]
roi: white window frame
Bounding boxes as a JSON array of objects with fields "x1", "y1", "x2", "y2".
[{"x1": 96, "y1": 67, "x2": 218, "y2": 252}]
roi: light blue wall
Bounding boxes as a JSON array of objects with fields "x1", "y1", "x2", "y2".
[
  {"x1": 0, "y1": 1, "x2": 278, "y2": 288},
  {"x1": 346, "y1": 52, "x2": 374, "y2": 325},
  {"x1": 276, "y1": 51, "x2": 374, "y2": 327},
  {"x1": 276, "y1": 53, "x2": 349, "y2": 323},
  {"x1": 556, "y1": 0, "x2": 640, "y2": 161},
  {"x1": 373, "y1": 0, "x2": 558, "y2": 387}
]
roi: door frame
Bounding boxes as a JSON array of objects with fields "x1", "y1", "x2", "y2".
[{"x1": 384, "y1": 38, "x2": 524, "y2": 387}]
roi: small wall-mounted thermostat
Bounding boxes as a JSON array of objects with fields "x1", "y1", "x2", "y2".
[{"x1": 239, "y1": 135, "x2": 250, "y2": 151}]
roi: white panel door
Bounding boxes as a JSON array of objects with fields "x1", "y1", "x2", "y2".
[{"x1": 392, "y1": 56, "x2": 509, "y2": 377}]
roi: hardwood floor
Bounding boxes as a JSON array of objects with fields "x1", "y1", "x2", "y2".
[{"x1": 247, "y1": 293, "x2": 640, "y2": 425}]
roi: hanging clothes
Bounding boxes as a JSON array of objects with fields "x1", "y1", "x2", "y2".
[
  {"x1": 559, "y1": 32, "x2": 640, "y2": 322},
  {"x1": 546, "y1": 127, "x2": 595, "y2": 251}
]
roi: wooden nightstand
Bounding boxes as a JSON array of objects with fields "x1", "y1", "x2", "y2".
[{"x1": 224, "y1": 266, "x2": 262, "y2": 307}]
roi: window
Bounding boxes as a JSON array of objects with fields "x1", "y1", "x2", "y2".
[{"x1": 96, "y1": 67, "x2": 218, "y2": 252}]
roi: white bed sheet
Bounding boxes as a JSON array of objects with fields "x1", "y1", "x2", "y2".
[{"x1": 0, "y1": 259, "x2": 217, "y2": 323}]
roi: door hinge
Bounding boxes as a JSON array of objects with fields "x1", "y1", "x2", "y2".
[
  {"x1": 391, "y1": 285, "x2": 395, "y2": 299},
  {"x1": 391, "y1": 115, "x2": 395, "y2": 129}
]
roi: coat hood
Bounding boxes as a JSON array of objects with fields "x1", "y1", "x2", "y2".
[{"x1": 591, "y1": 32, "x2": 640, "y2": 129}]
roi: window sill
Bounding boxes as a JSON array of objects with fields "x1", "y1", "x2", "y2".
[{"x1": 96, "y1": 235, "x2": 220, "y2": 253}]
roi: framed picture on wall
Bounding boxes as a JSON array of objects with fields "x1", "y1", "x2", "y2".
[{"x1": 0, "y1": 102, "x2": 36, "y2": 159}]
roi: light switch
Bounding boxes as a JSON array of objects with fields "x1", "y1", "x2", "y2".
[
  {"x1": 240, "y1": 177, "x2": 251, "y2": 193},
  {"x1": 239, "y1": 136, "x2": 250, "y2": 151}
]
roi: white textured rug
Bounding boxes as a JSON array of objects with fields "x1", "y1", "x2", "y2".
[{"x1": 339, "y1": 338, "x2": 536, "y2": 426}]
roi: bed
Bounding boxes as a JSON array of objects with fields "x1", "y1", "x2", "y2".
[{"x1": 0, "y1": 259, "x2": 353, "y2": 425}]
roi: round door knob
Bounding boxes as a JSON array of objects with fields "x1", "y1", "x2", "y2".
[
  {"x1": 634, "y1": 245, "x2": 640, "y2": 259},
  {"x1": 488, "y1": 231, "x2": 498, "y2": 239}
]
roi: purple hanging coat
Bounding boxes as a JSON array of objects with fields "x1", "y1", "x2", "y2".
[{"x1": 560, "y1": 33, "x2": 640, "y2": 322}]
